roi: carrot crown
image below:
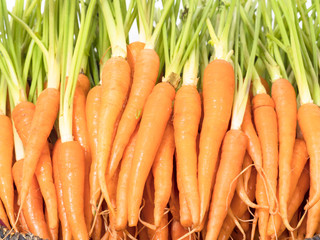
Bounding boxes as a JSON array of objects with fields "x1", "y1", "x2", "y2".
[
  {"x1": 99, "y1": 0, "x2": 127, "y2": 58},
  {"x1": 162, "y1": 0, "x2": 214, "y2": 87},
  {"x1": 206, "y1": 0, "x2": 236, "y2": 62},
  {"x1": 272, "y1": 0, "x2": 313, "y2": 105}
]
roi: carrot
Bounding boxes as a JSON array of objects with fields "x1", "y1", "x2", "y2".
[
  {"x1": 92, "y1": 214, "x2": 103, "y2": 240},
  {"x1": 179, "y1": 191, "x2": 193, "y2": 228},
  {"x1": 57, "y1": 141, "x2": 88, "y2": 240},
  {"x1": 0, "y1": 200, "x2": 9, "y2": 229},
  {"x1": 127, "y1": 41, "x2": 145, "y2": 76},
  {"x1": 243, "y1": 152, "x2": 252, "y2": 191},
  {"x1": 271, "y1": 78, "x2": 297, "y2": 231},
  {"x1": 0, "y1": 115, "x2": 15, "y2": 230},
  {"x1": 87, "y1": 86, "x2": 102, "y2": 211},
  {"x1": 276, "y1": 168, "x2": 310, "y2": 237},
  {"x1": 127, "y1": 81, "x2": 175, "y2": 226},
  {"x1": 12, "y1": 101, "x2": 58, "y2": 239},
  {"x1": 252, "y1": 93, "x2": 278, "y2": 212},
  {"x1": 152, "y1": 121, "x2": 175, "y2": 227},
  {"x1": 235, "y1": 153, "x2": 260, "y2": 209},
  {"x1": 12, "y1": 160, "x2": 50, "y2": 239},
  {"x1": 266, "y1": 139, "x2": 308, "y2": 236},
  {"x1": 115, "y1": 126, "x2": 139, "y2": 230},
  {"x1": 19, "y1": 88, "x2": 60, "y2": 210},
  {"x1": 98, "y1": 56, "x2": 131, "y2": 216},
  {"x1": 77, "y1": 73, "x2": 91, "y2": 96},
  {"x1": 141, "y1": 175, "x2": 169, "y2": 240},
  {"x1": 205, "y1": 130, "x2": 248, "y2": 240},
  {"x1": 198, "y1": 59, "x2": 235, "y2": 222},
  {"x1": 218, "y1": 168, "x2": 257, "y2": 240},
  {"x1": 171, "y1": 219, "x2": 191, "y2": 240},
  {"x1": 108, "y1": 48, "x2": 160, "y2": 178},
  {"x1": 169, "y1": 176, "x2": 180, "y2": 222},
  {"x1": 298, "y1": 103, "x2": 320, "y2": 210},
  {"x1": 72, "y1": 74, "x2": 92, "y2": 231},
  {"x1": 52, "y1": 139, "x2": 72, "y2": 240},
  {"x1": 297, "y1": 215, "x2": 307, "y2": 240},
  {"x1": 306, "y1": 184, "x2": 320, "y2": 237},
  {"x1": 14, "y1": 191, "x2": 29, "y2": 233},
  {"x1": 174, "y1": 84, "x2": 201, "y2": 226}
]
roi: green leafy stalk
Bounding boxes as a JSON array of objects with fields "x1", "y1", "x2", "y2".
[{"x1": 0, "y1": 75, "x2": 7, "y2": 115}]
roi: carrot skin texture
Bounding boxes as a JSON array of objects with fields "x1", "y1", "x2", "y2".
[
  {"x1": 0, "y1": 199, "x2": 10, "y2": 229},
  {"x1": 0, "y1": 115, "x2": 15, "y2": 230},
  {"x1": 58, "y1": 141, "x2": 88, "y2": 240},
  {"x1": 13, "y1": 160, "x2": 51, "y2": 239},
  {"x1": 152, "y1": 122, "x2": 175, "y2": 227},
  {"x1": 127, "y1": 82, "x2": 175, "y2": 226},
  {"x1": 218, "y1": 169, "x2": 256, "y2": 240},
  {"x1": 52, "y1": 139, "x2": 72, "y2": 240},
  {"x1": 298, "y1": 103, "x2": 320, "y2": 209},
  {"x1": 108, "y1": 49, "x2": 160, "y2": 178},
  {"x1": 19, "y1": 88, "x2": 59, "y2": 209},
  {"x1": 272, "y1": 78, "x2": 297, "y2": 227},
  {"x1": 252, "y1": 93, "x2": 278, "y2": 212},
  {"x1": 171, "y1": 220, "x2": 189, "y2": 240},
  {"x1": 12, "y1": 101, "x2": 58, "y2": 238},
  {"x1": 276, "y1": 169, "x2": 310, "y2": 237},
  {"x1": 174, "y1": 85, "x2": 201, "y2": 226},
  {"x1": 98, "y1": 57, "x2": 131, "y2": 214},
  {"x1": 77, "y1": 73, "x2": 91, "y2": 96},
  {"x1": 205, "y1": 130, "x2": 248, "y2": 240},
  {"x1": 87, "y1": 86, "x2": 102, "y2": 209},
  {"x1": 266, "y1": 139, "x2": 308, "y2": 236},
  {"x1": 115, "y1": 127, "x2": 138, "y2": 230},
  {"x1": 198, "y1": 59, "x2": 235, "y2": 222},
  {"x1": 72, "y1": 75, "x2": 92, "y2": 231}
]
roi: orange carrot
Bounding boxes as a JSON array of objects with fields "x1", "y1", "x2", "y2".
[
  {"x1": 92, "y1": 214, "x2": 103, "y2": 240},
  {"x1": 0, "y1": 115, "x2": 15, "y2": 230},
  {"x1": 52, "y1": 139, "x2": 72, "y2": 240},
  {"x1": 12, "y1": 101, "x2": 58, "y2": 239},
  {"x1": 272, "y1": 78, "x2": 297, "y2": 230},
  {"x1": 252, "y1": 93, "x2": 278, "y2": 212},
  {"x1": 14, "y1": 191, "x2": 29, "y2": 233},
  {"x1": 174, "y1": 85, "x2": 201, "y2": 226},
  {"x1": 266, "y1": 139, "x2": 308, "y2": 236},
  {"x1": 152, "y1": 121, "x2": 175, "y2": 227},
  {"x1": 198, "y1": 59, "x2": 235, "y2": 222},
  {"x1": 58, "y1": 141, "x2": 88, "y2": 240},
  {"x1": 169, "y1": 176, "x2": 181, "y2": 222},
  {"x1": 218, "y1": 168, "x2": 257, "y2": 240},
  {"x1": 19, "y1": 88, "x2": 60, "y2": 210},
  {"x1": 127, "y1": 41, "x2": 145, "y2": 76},
  {"x1": 276, "y1": 168, "x2": 310, "y2": 237},
  {"x1": 108, "y1": 49, "x2": 160, "y2": 178},
  {"x1": 72, "y1": 74, "x2": 92, "y2": 231},
  {"x1": 171, "y1": 219, "x2": 191, "y2": 240},
  {"x1": 0, "y1": 200, "x2": 9, "y2": 229},
  {"x1": 298, "y1": 103, "x2": 320, "y2": 210},
  {"x1": 12, "y1": 160, "x2": 50, "y2": 239},
  {"x1": 98, "y1": 57, "x2": 131, "y2": 216},
  {"x1": 127, "y1": 81, "x2": 175, "y2": 226},
  {"x1": 77, "y1": 73, "x2": 91, "y2": 96},
  {"x1": 205, "y1": 130, "x2": 248, "y2": 240},
  {"x1": 306, "y1": 180, "x2": 320, "y2": 238},
  {"x1": 115, "y1": 126, "x2": 139, "y2": 230},
  {"x1": 87, "y1": 86, "x2": 102, "y2": 211}
]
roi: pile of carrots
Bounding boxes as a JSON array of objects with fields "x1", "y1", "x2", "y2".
[{"x1": 0, "y1": 0, "x2": 320, "y2": 239}]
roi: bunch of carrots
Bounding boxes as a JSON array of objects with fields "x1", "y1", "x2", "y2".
[{"x1": 0, "y1": 0, "x2": 320, "y2": 239}]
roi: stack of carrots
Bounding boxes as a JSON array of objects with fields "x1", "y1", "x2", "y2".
[{"x1": 0, "y1": 0, "x2": 320, "y2": 239}]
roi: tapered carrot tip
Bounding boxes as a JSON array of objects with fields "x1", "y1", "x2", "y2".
[{"x1": 298, "y1": 103, "x2": 320, "y2": 210}]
